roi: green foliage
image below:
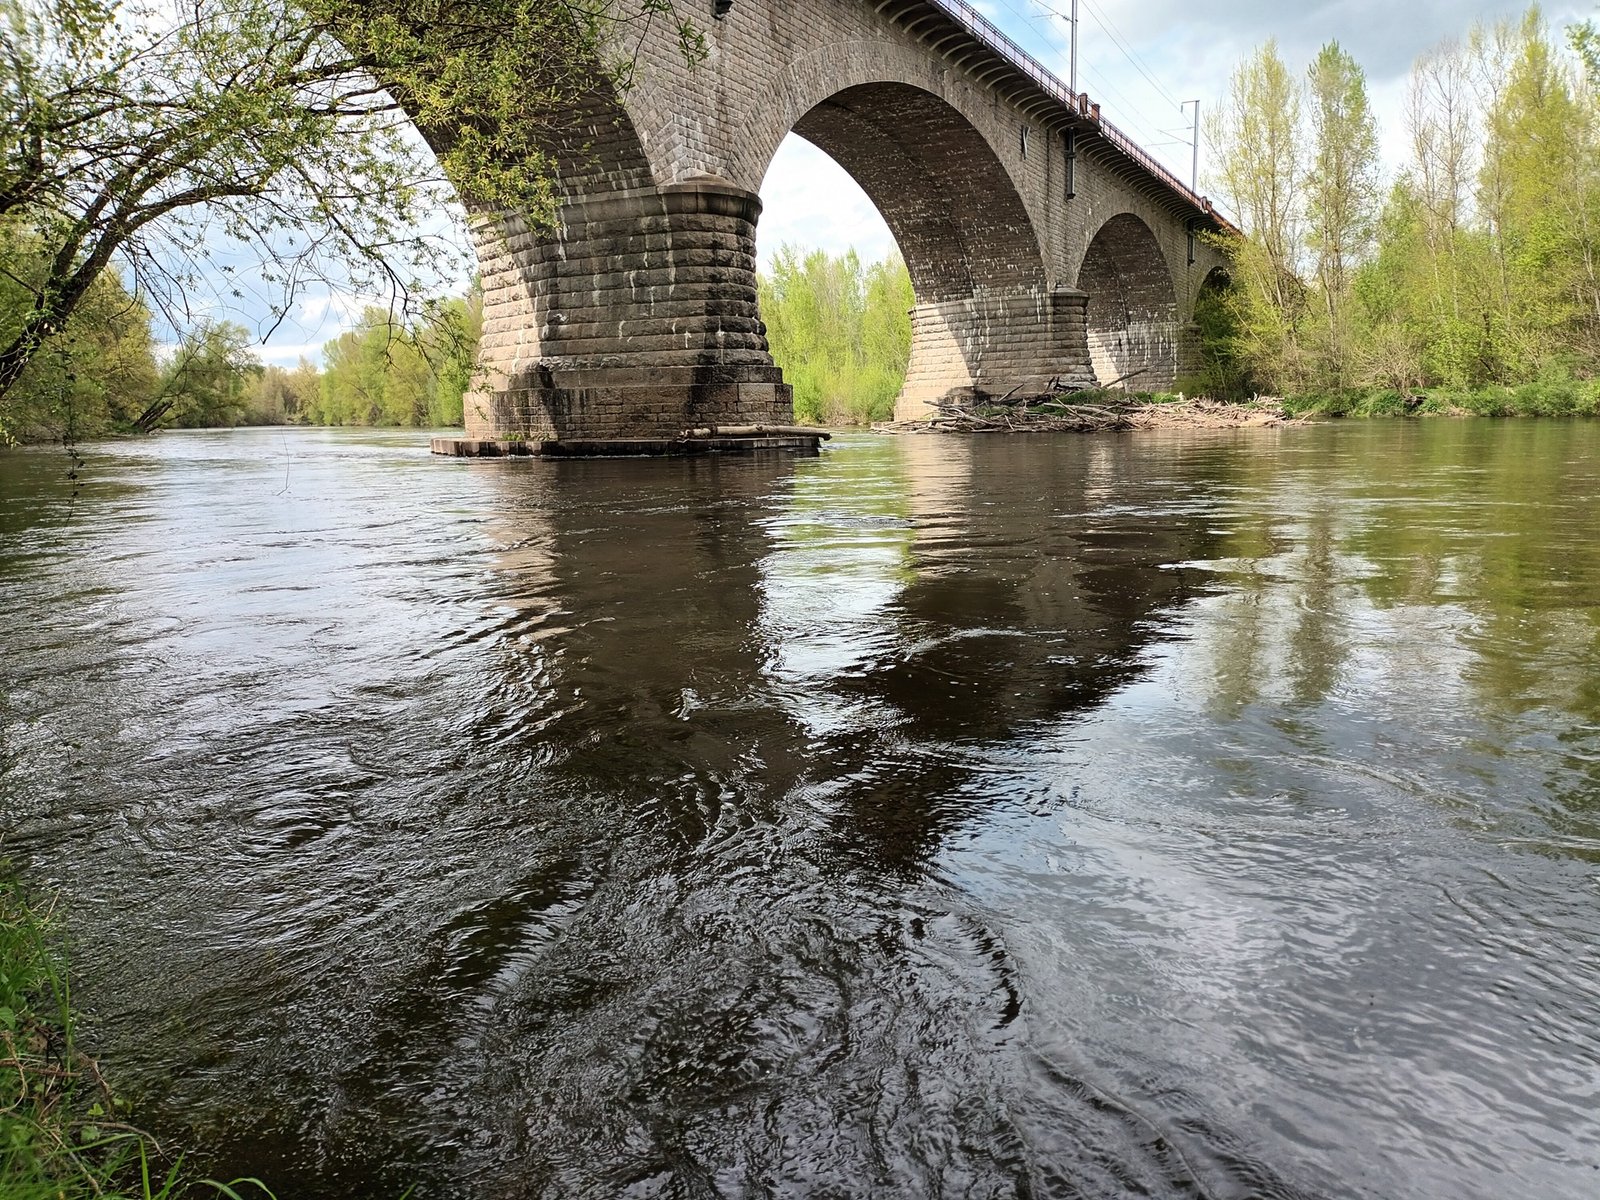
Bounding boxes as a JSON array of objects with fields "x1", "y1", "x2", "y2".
[
  {"x1": 0, "y1": 226, "x2": 158, "y2": 442},
  {"x1": 1304, "y1": 41, "x2": 1381, "y2": 386},
  {"x1": 316, "y1": 1, "x2": 706, "y2": 224},
  {"x1": 1181, "y1": 266, "x2": 1253, "y2": 400},
  {"x1": 310, "y1": 297, "x2": 481, "y2": 429},
  {"x1": 1205, "y1": 41, "x2": 1309, "y2": 392},
  {"x1": 0, "y1": 227, "x2": 478, "y2": 438},
  {"x1": 248, "y1": 360, "x2": 323, "y2": 426},
  {"x1": 163, "y1": 324, "x2": 263, "y2": 430},
  {"x1": 1574, "y1": 19, "x2": 1600, "y2": 85},
  {"x1": 1279, "y1": 373, "x2": 1600, "y2": 419},
  {"x1": 759, "y1": 247, "x2": 912, "y2": 426},
  {"x1": 1212, "y1": 7, "x2": 1600, "y2": 402}
]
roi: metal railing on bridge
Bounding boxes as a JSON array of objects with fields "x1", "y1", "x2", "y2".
[{"x1": 926, "y1": 0, "x2": 1229, "y2": 226}]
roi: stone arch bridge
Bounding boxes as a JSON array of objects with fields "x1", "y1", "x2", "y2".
[{"x1": 452, "y1": 0, "x2": 1234, "y2": 445}]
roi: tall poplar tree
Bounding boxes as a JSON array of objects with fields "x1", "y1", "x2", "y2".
[
  {"x1": 1207, "y1": 40, "x2": 1307, "y2": 390},
  {"x1": 1480, "y1": 10, "x2": 1600, "y2": 371},
  {"x1": 1305, "y1": 42, "x2": 1381, "y2": 385},
  {"x1": 1402, "y1": 39, "x2": 1483, "y2": 385}
]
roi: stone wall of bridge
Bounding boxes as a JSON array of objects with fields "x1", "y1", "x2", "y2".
[{"x1": 460, "y1": 0, "x2": 1231, "y2": 441}]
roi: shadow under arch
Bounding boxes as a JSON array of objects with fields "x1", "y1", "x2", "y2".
[
  {"x1": 1078, "y1": 212, "x2": 1179, "y2": 391},
  {"x1": 761, "y1": 83, "x2": 1081, "y2": 415},
  {"x1": 1196, "y1": 264, "x2": 1233, "y2": 302},
  {"x1": 786, "y1": 83, "x2": 1045, "y2": 305}
]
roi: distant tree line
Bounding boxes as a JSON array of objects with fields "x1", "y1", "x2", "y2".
[
  {"x1": 0, "y1": 224, "x2": 481, "y2": 442},
  {"x1": 1201, "y1": 6, "x2": 1600, "y2": 414},
  {"x1": 759, "y1": 247, "x2": 914, "y2": 425},
  {"x1": 2, "y1": 240, "x2": 921, "y2": 441}
]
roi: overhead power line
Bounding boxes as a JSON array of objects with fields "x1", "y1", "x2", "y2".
[
  {"x1": 1079, "y1": 0, "x2": 1184, "y2": 111},
  {"x1": 987, "y1": 0, "x2": 1177, "y2": 149},
  {"x1": 1030, "y1": 0, "x2": 1184, "y2": 114}
]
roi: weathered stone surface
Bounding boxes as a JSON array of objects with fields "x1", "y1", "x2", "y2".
[{"x1": 448, "y1": 0, "x2": 1230, "y2": 442}]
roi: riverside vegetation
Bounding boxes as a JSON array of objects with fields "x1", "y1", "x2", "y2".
[
  {"x1": 0, "y1": 231, "x2": 484, "y2": 441},
  {"x1": 1196, "y1": 7, "x2": 1600, "y2": 415},
  {"x1": 0, "y1": 868, "x2": 273, "y2": 1199}
]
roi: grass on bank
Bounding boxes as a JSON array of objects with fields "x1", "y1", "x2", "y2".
[
  {"x1": 0, "y1": 868, "x2": 274, "y2": 1200},
  {"x1": 1274, "y1": 376, "x2": 1600, "y2": 419}
]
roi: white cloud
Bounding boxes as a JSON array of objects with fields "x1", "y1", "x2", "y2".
[
  {"x1": 998, "y1": 0, "x2": 1592, "y2": 192},
  {"x1": 758, "y1": 135, "x2": 899, "y2": 269},
  {"x1": 250, "y1": 343, "x2": 328, "y2": 368}
]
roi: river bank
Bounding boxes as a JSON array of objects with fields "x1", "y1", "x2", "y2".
[
  {"x1": 6, "y1": 377, "x2": 1597, "y2": 449},
  {"x1": 0, "y1": 870, "x2": 272, "y2": 1200},
  {"x1": 1280, "y1": 377, "x2": 1600, "y2": 418},
  {"x1": 876, "y1": 377, "x2": 1600, "y2": 435}
]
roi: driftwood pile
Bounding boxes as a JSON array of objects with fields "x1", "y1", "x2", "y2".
[{"x1": 879, "y1": 390, "x2": 1299, "y2": 435}]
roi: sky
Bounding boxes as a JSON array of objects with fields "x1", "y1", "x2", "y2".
[{"x1": 251, "y1": 0, "x2": 1593, "y2": 365}]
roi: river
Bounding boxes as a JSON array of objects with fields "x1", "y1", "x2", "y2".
[{"x1": 1, "y1": 423, "x2": 1597, "y2": 1199}]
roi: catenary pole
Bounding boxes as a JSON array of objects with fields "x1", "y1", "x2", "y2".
[
  {"x1": 1182, "y1": 99, "x2": 1200, "y2": 190},
  {"x1": 1070, "y1": 0, "x2": 1079, "y2": 94}
]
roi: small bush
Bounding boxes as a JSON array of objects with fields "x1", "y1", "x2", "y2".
[
  {"x1": 1281, "y1": 391, "x2": 1352, "y2": 417},
  {"x1": 1280, "y1": 377, "x2": 1600, "y2": 419}
]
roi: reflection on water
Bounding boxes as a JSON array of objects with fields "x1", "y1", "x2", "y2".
[{"x1": 1, "y1": 423, "x2": 1598, "y2": 1199}]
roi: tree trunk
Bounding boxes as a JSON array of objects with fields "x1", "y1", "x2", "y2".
[{"x1": 0, "y1": 316, "x2": 52, "y2": 403}]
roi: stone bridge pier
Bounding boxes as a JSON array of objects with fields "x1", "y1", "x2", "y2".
[
  {"x1": 467, "y1": 177, "x2": 791, "y2": 444},
  {"x1": 443, "y1": 0, "x2": 1233, "y2": 449}
]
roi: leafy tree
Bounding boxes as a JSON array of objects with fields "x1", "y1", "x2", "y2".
[
  {"x1": 1206, "y1": 40, "x2": 1308, "y2": 391},
  {"x1": 250, "y1": 359, "x2": 323, "y2": 424},
  {"x1": 1479, "y1": 10, "x2": 1600, "y2": 372},
  {"x1": 0, "y1": 0, "x2": 703, "y2": 424},
  {"x1": 1351, "y1": 180, "x2": 1434, "y2": 389},
  {"x1": 1185, "y1": 269, "x2": 1251, "y2": 399},
  {"x1": 1305, "y1": 41, "x2": 1380, "y2": 385},
  {"x1": 311, "y1": 296, "x2": 480, "y2": 428},
  {"x1": 418, "y1": 294, "x2": 482, "y2": 427},
  {"x1": 164, "y1": 322, "x2": 262, "y2": 428},
  {"x1": 0, "y1": 224, "x2": 157, "y2": 440},
  {"x1": 1395, "y1": 38, "x2": 1482, "y2": 386},
  {"x1": 1574, "y1": 17, "x2": 1600, "y2": 86}
]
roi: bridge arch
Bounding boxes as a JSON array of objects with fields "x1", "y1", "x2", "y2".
[
  {"x1": 781, "y1": 83, "x2": 1045, "y2": 305},
  {"x1": 427, "y1": 1, "x2": 1233, "y2": 444},
  {"x1": 1077, "y1": 212, "x2": 1179, "y2": 391},
  {"x1": 759, "y1": 81, "x2": 1069, "y2": 415}
]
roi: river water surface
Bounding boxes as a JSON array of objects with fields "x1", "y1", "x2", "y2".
[{"x1": 1, "y1": 423, "x2": 1597, "y2": 1199}]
